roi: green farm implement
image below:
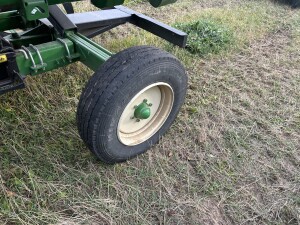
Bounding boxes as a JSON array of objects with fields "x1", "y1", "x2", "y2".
[{"x1": 0, "y1": 0, "x2": 188, "y2": 163}]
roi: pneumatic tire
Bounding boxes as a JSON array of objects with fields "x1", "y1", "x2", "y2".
[{"x1": 77, "y1": 46, "x2": 187, "y2": 164}]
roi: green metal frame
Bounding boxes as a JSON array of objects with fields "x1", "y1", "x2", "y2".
[
  {"x1": 0, "y1": 1, "x2": 116, "y2": 77},
  {"x1": 15, "y1": 31, "x2": 112, "y2": 76},
  {"x1": 0, "y1": 11, "x2": 24, "y2": 31},
  {"x1": 66, "y1": 32, "x2": 112, "y2": 71},
  {"x1": 0, "y1": 0, "x2": 179, "y2": 81},
  {"x1": 0, "y1": 0, "x2": 177, "y2": 24}
]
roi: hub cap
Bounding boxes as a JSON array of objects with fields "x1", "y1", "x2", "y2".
[{"x1": 117, "y1": 82, "x2": 174, "y2": 146}]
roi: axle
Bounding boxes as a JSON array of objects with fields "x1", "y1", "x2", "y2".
[{"x1": 0, "y1": 0, "x2": 188, "y2": 165}]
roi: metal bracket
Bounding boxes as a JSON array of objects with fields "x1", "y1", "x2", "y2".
[
  {"x1": 22, "y1": 46, "x2": 37, "y2": 72},
  {"x1": 22, "y1": 45, "x2": 47, "y2": 72},
  {"x1": 29, "y1": 44, "x2": 47, "y2": 71},
  {"x1": 57, "y1": 38, "x2": 73, "y2": 62},
  {"x1": 16, "y1": 49, "x2": 29, "y2": 60},
  {"x1": 21, "y1": 0, "x2": 49, "y2": 21}
]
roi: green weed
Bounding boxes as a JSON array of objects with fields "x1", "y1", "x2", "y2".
[{"x1": 176, "y1": 19, "x2": 233, "y2": 56}]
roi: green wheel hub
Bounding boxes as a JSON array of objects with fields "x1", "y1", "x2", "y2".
[
  {"x1": 134, "y1": 100, "x2": 152, "y2": 120},
  {"x1": 117, "y1": 82, "x2": 174, "y2": 146}
]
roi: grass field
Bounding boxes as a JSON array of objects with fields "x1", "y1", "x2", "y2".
[{"x1": 1, "y1": 0, "x2": 300, "y2": 224}]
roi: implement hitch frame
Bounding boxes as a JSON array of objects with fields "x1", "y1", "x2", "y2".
[
  {"x1": 1, "y1": 4, "x2": 187, "y2": 92},
  {"x1": 0, "y1": 0, "x2": 188, "y2": 163}
]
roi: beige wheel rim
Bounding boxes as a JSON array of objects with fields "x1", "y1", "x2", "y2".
[{"x1": 117, "y1": 82, "x2": 174, "y2": 146}]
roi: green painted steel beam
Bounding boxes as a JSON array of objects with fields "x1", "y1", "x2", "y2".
[
  {"x1": 16, "y1": 38, "x2": 79, "y2": 76},
  {"x1": 0, "y1": 0, "x2": 81, "y2": 23},
  {"x1": 16, "y1": 32, "x2": 112, "y2": 76},
  {"x1": 0, "y1": 11, "x2": 23, "y2": 31},
  {"x1": 0, "y1": 0, "x2": 18, "y2": 7},
  {"x1": 66, "y1": 32, "x2": 112, "y2": 71},
  {"x1": 0, "y1": 0, "x2": 81, "y2": 7}
]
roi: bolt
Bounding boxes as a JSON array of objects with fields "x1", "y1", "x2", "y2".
[
  {"x1": 136, "y1": 119, "x2": 141, "y2": 122},
  {"x1": 148, "y1": 103, "x2": 153, "y2": 107},
  {"x1": 143, "y1": 99, "x2": 148, "y2": 103},
  {"x1": 134, "y1": 105, "x2": 138, "y2": 109}
]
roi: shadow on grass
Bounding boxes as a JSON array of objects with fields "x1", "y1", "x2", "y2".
[{"x1": 272, "y1": 0, "x2": 300, "y2": 7}]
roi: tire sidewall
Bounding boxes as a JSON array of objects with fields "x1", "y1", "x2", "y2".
[{"x1": 93, "y1": 59, "x2": 187, "y2": 161}]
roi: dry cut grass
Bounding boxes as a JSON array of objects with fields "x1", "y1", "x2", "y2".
[{"x1": 0, "y1": 0, "x2": 300, "y2": 224}]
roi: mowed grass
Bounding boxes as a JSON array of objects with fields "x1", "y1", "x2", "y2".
[{"x1": 0, "y1": 0, "x2": 300, "y2": 224}]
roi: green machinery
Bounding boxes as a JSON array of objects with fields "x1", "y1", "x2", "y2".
[{"x1": 0, "y1": 0, "x2": 188, "y2": 163}]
